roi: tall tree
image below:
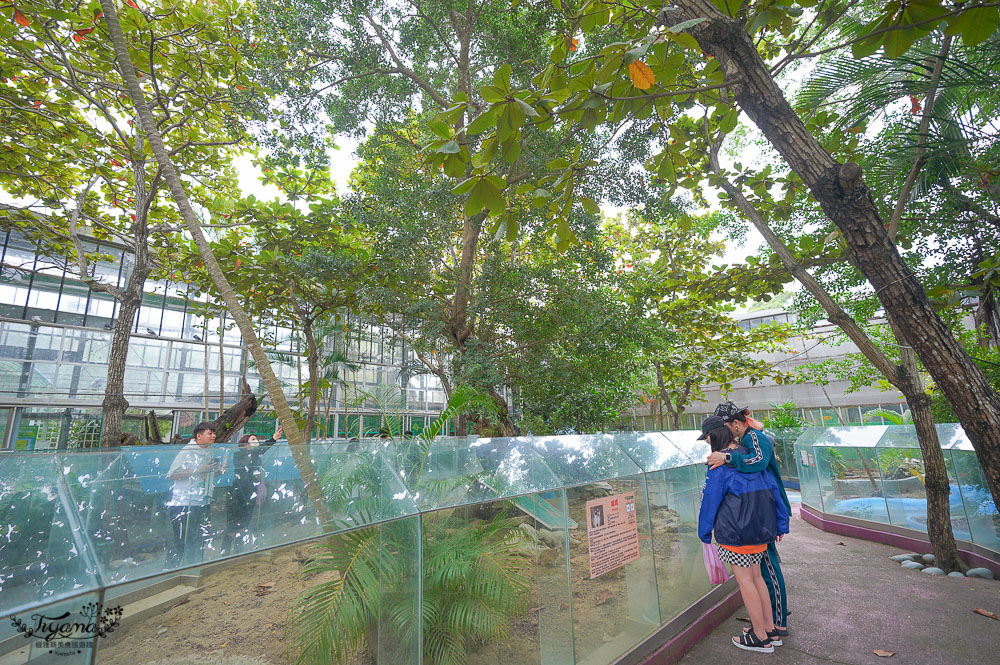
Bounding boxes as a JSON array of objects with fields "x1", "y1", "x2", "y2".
[
  {"x1": 609, "y1": 206, "x2": 795, "y2": 430},
  {"x1": 94, "y1": 0, "x2": 337, "y2": 526},
  {"x1": 173, "y1": 166, "x2": 367, "y2": 441},
  {"x1": 0, "y1": 0, "x2": 249, "y2": 446},
  {"x1": 426, "y1": 0, "x2": 1000, "y2": 532}
]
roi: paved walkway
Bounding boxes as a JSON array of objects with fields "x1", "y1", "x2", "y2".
[{"x1": 679, "y1": 504, "x2": 1000, "y2": 665}]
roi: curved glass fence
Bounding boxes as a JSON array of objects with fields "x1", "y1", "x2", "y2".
[
  {"x1": 1, "y1": 431, "x2": 720, "y2": 665},
  {"x1": 793, "y1": 425, "x2": 999, "y2": 554}
]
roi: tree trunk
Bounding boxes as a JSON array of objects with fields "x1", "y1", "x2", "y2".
[
  {"x1": 101, "y1": 289, "x2": 140, "y2": 447},
  {"x1": 889, "y1": 318, "x2": 963, "y2": 572},
  {"x1": 203, "y1": 316, "x2": 211, "y2": 421},
  {"x1": 680, "y1": 0, "x2": 1000, "y2": 513},
  {"x1": 98, "y1": 0, "x2": 331, "y2": 524},
  {"x1": 212, "y1": 378, "x2": 259, "y2": 443},
  {"x1": 100, "y1": 160, "x2": 153, "y2": 448},
  {"x1": 653, "y1": 361, "x2": 667, "y2": 430},
  {"x1": 303, "y1": 318, "x2": 321, "y2": 443},
  {"x1": 219, "y1": 311, "x2": 226, "y2": 414},
  {"x1": 146, "y1": 410, "x2": 165, "y2": 444}
]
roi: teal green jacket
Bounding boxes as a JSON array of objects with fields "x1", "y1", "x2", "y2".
[{"x1": 727, "y1": 428, "x2": 791, "y2": 513}]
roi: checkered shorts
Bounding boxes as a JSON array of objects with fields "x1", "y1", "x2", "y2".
[{"x1": 717, "y1": 544, "x2": 765, "y2": 567}]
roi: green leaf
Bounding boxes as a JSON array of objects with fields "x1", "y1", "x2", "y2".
[
  {"x1": 623, "y1": 44, "x2": 650, "y2": 65},
  {"x1": 946, "y1": 7, "x2": 1000, "y2": 47},
  {"x1": 580, "y1": 196, "x2": 600, "y2": 215},
  {"x1": 480, "y1": 85, "x2": 508, "y2": 103},
  {"x1": 452, "y1": 178, "x2": 477, "y2": 196},
  {"x1": 851, "y1": 33, "x2": 884, "y2": 59},
  {"x1": 437, "y1": 140, "x2": 461, "y2": 154},
  {"x1": 514, "y1": 97, "x2": 540, "y2": 118},
  {"x1": 547, "y1": 158, "x2": 571, "y2": 170},
  {"x1": 719, "y1": 107, "x2": 739, "y2": 134},
  {"x1": 465, "y1": 109, "x2": 496, "y2": 135},
  {"x1": 667, "y1": 32, "x2": 701, "y2": 51},
  {"x1": 493, "y1": 63, "x2": 512, "y2": 92},
  {"x1": 465, "y1": 180, "x2": 486, "y2": 217},
  {"x1": 502, "y1": 137, "x2": 522, "y2": 163},
  {"x1": 481, "y1": 180, "x2": 506, "y2": 214},
  {"x1": 666, "y1": 17, "x2": 708, "y2": 32},
  {"x1": 427, "y1": 120, "x2": 452, "y2": 140},
  {"x1": 883, "y1": 27, "x2": 918, "y2": 59}
]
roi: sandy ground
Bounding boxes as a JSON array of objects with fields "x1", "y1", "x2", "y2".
[{"x1": 98, "y1": 482, "x2": 698, "y2": 665}]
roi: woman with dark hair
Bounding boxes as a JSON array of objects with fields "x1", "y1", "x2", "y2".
[
  {"x1": 697, "y1": 415, "x2": 789, "y2": 653},
  {"x1": 221, "y1": 425, "x2": 281, "y2": 553}
]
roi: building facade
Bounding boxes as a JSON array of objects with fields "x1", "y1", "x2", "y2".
[
  {"x1": 0, "y1": 229, "x2": 447, "y2": 449},
  {"x1": 625, "y1": 308, "x2": 912, "y2": 431}
]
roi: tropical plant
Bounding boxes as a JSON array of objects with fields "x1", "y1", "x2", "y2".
[
  {"x1": 763, "y1": 402, "x2": 809, "y2": 430},
  {"x1": 286, "y1": 386, "x2": 530, "y2": 665},
  {"x1": 864, "y1": 407, "x2": 914, "y2": 425}
]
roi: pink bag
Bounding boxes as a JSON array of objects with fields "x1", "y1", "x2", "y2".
[{"x1": 702, "y1": 543, "x2": 731, "y2": 584}]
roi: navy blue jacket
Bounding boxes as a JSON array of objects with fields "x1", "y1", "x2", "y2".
[{"x1": 698, "y1": 446, "x2": 790, "y2": 547}]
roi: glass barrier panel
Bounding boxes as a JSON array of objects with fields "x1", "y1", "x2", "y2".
[
  {"x1": 0, "y1": 454, "x2": 99, "y2": 616},
  {"x1": 57, "y1": 444, "x2": 417, "y2": 587},
  {"x1": 793, "y1": 430, "x2": 823, "y2": 509},
  {"x1": 2, "y1": 592, "x2": 101, "y2": 665},
  {"x1": 523, "y1": 434, "x2": 644, "y2": 487},
  {"x1": 815, "y1": 444, "x2": 889, "y2": 524},
  {"x1": 378, "y1": 515, "x2": 421, "y2": 665},
  {"x1": 613, "y1": 432, "x2": 694, "y2": 471},
  {"x1": 949, "y1": 449, "x2": 1000, "y2": 552},
  {"x1": 93, "y1": 530, "x2": 420, "y2": 665},
  {"x1": 645, "y1": 465, "x2": 712, "y2": 623},
  {"x1": 874, "y1": 431, "x2": 968, "y2": 538},
  {"x1": 936, "y1": 424, "x2": 972, "y2": 450},
  {"x1": 418, "y1": 497, "x2": 568, "y2": 665},
  {"x1": 564, "y1": 475, "x2": 660, "y2": 665},
  {"x1": 658, "y1": 430, "x2": 711, "y2": 466},
  {"x1": 766, "y1": 427, "x2": 805, "y2": 482},
  {"x1": 406, "y1": 437, "x2": 561, "y2": 511}
]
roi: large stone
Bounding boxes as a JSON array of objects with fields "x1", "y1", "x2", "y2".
[
  {"x1": 891, "y1": 553, "x2": 919, "y2": 563},
  {"x1": 922, "y1": 567, "x2": 945, "y2": 575},
  {"x1": 922, "y1": 554, "x2": 936, "y2": 565},
  {"x1": 948, "y1": 571, "x2": 966, "y2": 578},
  {"x1": 901, "y1": 561, "x2": 925, "y2": 570},
  {"x1": 966, "y1": 568, "x2": 995, "y2": 580}
]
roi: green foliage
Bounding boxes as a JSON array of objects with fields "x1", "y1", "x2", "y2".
[
  {"x1": 287, "y1": 387, "x2": 528, "y2": 665},
  {"x1": 863, "y1": 407, "x2": 913, "y2": 425},
  {"x1": 763, "y1": 402, "x2": 808, "y2": 429},
  {"x1": 819, "y1": 447, "x2": 849, "y2": 479}
]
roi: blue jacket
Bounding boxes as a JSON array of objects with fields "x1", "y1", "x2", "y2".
[
  {"x1": 728, "y1": 428, "x2": 791, "y2": 513},
  {"x1": 698, "y1": 445, "x2": 790, "y2": 547}
]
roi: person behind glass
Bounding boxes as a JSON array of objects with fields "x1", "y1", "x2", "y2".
[
  {"x1": 165, "y1": 422, "x2": 224, "y2": 568},
  {"x1": 707, "y1": 401, "x2": 792, "y2": 642},
  {"x1": 697, "y1": 416, "x2": 789, "y2": 653},
  {"x1": 222, "y1": 425, "x2": 282, "y2": 554}
]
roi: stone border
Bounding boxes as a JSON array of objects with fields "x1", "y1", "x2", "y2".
[{"x1": 800, "y1": 503, "x2": 1000, "y2": 577}]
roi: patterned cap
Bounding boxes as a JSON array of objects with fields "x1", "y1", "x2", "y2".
[
  {"x1": 697, "y1": 415, "x2": 727, "y2": 440},
  {"x1": 714, "y1": 401, "x2": 749, "y2": 422}
]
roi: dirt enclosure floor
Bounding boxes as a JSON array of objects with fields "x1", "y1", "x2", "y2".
[{"x1": 98, "y1": 486, "x2": 696, "y2": 665}]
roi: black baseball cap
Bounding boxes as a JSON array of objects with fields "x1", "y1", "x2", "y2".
[
  {"x1": 714, "y1": 401, "x2": 749, "y2": 422},
  {"x1": 697, "y1": 415, "x2": 727, "y2": 440}
]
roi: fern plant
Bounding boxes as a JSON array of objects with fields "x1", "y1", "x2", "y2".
[
  {"x1": 863, "y1": 408, "x2": 913, "y2": 425},
  {"x1": 287, "y1": 386, "x2": 531, "y2": 665}
]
